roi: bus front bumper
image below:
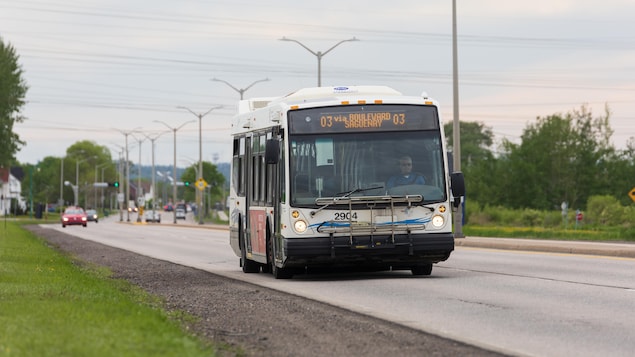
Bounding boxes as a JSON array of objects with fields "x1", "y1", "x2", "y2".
[{"x1": 281, "y1": 232, "x2": 454, "y2": 269}]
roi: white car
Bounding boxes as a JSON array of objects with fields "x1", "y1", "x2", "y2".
[
  {"x1": 175, "y1": 208, "x2": 186, "y2": 220},
  {"x1": 144, "y1": 210, "x2": 161, "y2": 223}
]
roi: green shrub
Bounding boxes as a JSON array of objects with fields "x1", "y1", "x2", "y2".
[
  {"x1": 585, "y1": 195, "x2": 624, "y2": 226},
  {"x1": 520, "y1": 208, "x2": 542, "y2": 226}
]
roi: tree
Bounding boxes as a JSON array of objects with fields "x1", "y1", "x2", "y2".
[
  {"x1": 444, "y1": 121, "x2": 494, "y2": 169},
  {"x1": 498, "y1": 105, "x2": 614, "y2": 210},
  {"x1": 19, "y1": 140, "x2": 117, "y2": 209},
  {"x1": 21, "y1": 157, "x2": 62, "y2": 209},
  {"x1": 603, "y1": 138, "x2": 635, "y2": 205},
  {"x1": 63, "y1": 141, "x2": 115, "y2": 207},
  {"x1": 0, "y1": 38, "x2": 29, "y2": 167},
  {"x1": 444, "y1": 121, "x2": 497, "y2": 205},
  {"x1": 181, "y1": 161, "x2": 226, "y2": 210}
]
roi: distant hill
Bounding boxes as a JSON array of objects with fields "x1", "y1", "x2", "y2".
[{"x1": 130, "y1": 162, "x2": 230, "y2": 185}]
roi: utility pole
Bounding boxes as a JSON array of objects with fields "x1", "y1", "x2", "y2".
[
  {"x1": 452, "y1": 0, "x2": 464, "y2": 238},
  {"x1": 177, "y1": 106, "x2": 221, "y2": 225}
]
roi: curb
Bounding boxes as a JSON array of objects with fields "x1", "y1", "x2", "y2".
[
  {"x1": 455, "y1": 237, "x2": 635, "y2": 258},
  {"x1": 109, "y1": 215, "x2": 635, "y2": 259}
]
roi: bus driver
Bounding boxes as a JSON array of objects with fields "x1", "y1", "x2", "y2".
[{"x1": 386, "y1": 155, "x2": 426, "y2": 189}]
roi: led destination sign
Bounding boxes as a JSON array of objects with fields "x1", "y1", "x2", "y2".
[
  {"x1": 322, "y1": 112, "x2": 399, "y2": 129},
  {"x1": 288, "y1": 104, "x2": 439, "y2": 134}
]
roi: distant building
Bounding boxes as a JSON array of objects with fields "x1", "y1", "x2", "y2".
[{"x1": 0, "y1": 167, "x2": 26, "y2": 215}]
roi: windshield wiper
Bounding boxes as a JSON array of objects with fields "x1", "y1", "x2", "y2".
[
  {"x1": 311, "y1": 186, "x2": 384, "y2": 216},
  {"x1": 336, "y1": 186, "x2": 384, "y2": 198}
]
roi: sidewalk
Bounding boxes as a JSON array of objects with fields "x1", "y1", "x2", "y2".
[{"x1": 455, "y1": 236, "x2": 635, "y2": 258}]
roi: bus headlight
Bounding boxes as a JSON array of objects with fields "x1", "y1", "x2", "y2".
[
  {"x1": 294, "y1": 220, "x2": 308, "y2": 233},
  {"x1": 431, "y1": 215, "x2": 444, "y2": 228}
]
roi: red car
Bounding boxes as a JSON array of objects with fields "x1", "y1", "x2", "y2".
[{"x1": 61, "y1": 207, "x2": 87, "y2": 228}]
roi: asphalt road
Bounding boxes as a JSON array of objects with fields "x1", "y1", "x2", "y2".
[{"x1": 43, "y1": 218, "x2": 635, "y2": 356}]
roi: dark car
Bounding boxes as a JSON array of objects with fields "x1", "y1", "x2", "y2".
[
  {"x1": 61, "y1": 207, "x2": 87, "y2": 228},
  {"x1": 85, "y1": 209, "x2": 99, "y2": 223}
]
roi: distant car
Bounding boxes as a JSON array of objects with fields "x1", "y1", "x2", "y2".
[
  {"x1": 163, "y1": 204, "x2": 173, "y2": 212},
  {"x1": 175, "y1": 208, "x2": 186, "y2": 220},
  {"x1": 61, "y1": 207, "x2": 87, "y2": 228},
  {"x1": 85, "y1": 209, "x2": 99, "y2": 223},
  {"x1": 144, "y1": 210, "x2": 161, "y2": 223}
]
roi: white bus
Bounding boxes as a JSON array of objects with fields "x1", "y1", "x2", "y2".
[{"x1": 229, "y1": 86, "x2": 465, "y2": 279}]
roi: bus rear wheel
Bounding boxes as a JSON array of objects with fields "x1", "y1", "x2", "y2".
[{"x1": 411, "y1": 263, "x2": 433, "y2": 276}]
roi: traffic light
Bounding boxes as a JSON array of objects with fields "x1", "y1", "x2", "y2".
[
  {"x1": 110, "y1": 181, "x2": 119, "y2": 188},
  {"x1": 184, "y1": 181, "x2": 190, "y2": 186}
]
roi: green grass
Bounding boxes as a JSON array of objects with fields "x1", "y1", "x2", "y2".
[
  {"x1": 463, "y1": 225, "x2": 635, "y2": 242},
  {"x1": 0, "y1": 221, "x2": 218, "y2": 357}
]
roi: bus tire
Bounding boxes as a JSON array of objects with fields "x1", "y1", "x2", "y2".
[
  {"x1": 411, "y1": 263, "x2": 433, "y2": 276},
  {"x1": 240, "y1": 224, "x2": 260, "y2": 273},
  {"x1": 267, "y1": 232, "x2": 293, "y2": 279}
]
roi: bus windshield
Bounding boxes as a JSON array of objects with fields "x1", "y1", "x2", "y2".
[{"x1": 289, "y1": 130, "x2": 447, "y2": 207}]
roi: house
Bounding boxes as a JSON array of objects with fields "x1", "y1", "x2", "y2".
[{"x1": 0, "y1": 167, "x2": 26, "y2": 216}]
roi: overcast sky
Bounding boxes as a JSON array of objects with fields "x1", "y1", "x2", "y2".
[{"x1": 2, "y1": 0, "x2": 634, "y2": 167}]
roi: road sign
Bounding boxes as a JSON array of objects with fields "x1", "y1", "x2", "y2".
[
  {"x1": 629, "y1": 187, "x2": 635, "y2": 202},
  {"x1": 196, "y1": 178, "x2": 208, "y2": 191},
  {"x1": 117, "y1": 193, "x2": 124, "y2": 203}
]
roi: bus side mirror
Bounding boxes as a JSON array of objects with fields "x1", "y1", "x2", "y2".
[
  {"x1": 450, "y1": 172, "x2": 465, "y2": 208},
  {"x1": 265, "y1": 139, "x2": 280, "y2": 164}
]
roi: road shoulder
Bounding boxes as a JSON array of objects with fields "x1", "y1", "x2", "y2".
[{"x1": 455, "y1": 237, "x2": 635, "y2": 258}]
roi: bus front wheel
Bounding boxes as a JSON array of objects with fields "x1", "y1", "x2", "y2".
[
  {"x1": 267, "y1": 233, "x2": 293, "y2": 279},
  {"x1": 240, "y1": 228, "x2": 260, "y2": 273}
]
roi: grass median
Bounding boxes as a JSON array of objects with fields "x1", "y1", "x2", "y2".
[{"x1": 0, "y1": 221, "x2": 216, "y2": 356}]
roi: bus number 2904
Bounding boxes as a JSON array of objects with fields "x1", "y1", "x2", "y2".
[{"x1": 334, "y1": 212, "x2": 358, "y2": 221}]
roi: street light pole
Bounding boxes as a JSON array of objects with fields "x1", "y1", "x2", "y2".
[
  {"x1": 177, "y1": 105, "x2": 221, "y2": 225},
  {"x1": 154, "y1": 120, "x2": 195, "y2": 224},
  {"x1": 131, "y1": 134, "x2": 147, "y2": 222},
  {"x1": 211, "y1": 78, "x2": 269, "y2": 100},
  {"x1": 452, "y1": 0, "x2": 464, "y2": 238},
  {"x1": 74, "y1": 158, "x2": 84, "y2": 207},
  {"x1": 143, "y1": 131, "x2": 168, "y2": 219},
  {"x1": 111, "y1": 144, "x2": 125, "y2": 221},
  {"x1": 29, "y1": 164, "x2": 36, "y2": 218},
  {"x1": 94, "y1": 163, "x2": 108, "y2": 209},
  {"x1": 279, "y1": 37, "x2": 359, "y2": 87},
  {"x1": 59, "y1": 157, "x2": 64, "y2": 207},
  {"x1": 118, "y1": 150, "x2": 124, "y2": 221},
  {"x1": 116, "y1": 128, "x2": 140, "y2": 222}
]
